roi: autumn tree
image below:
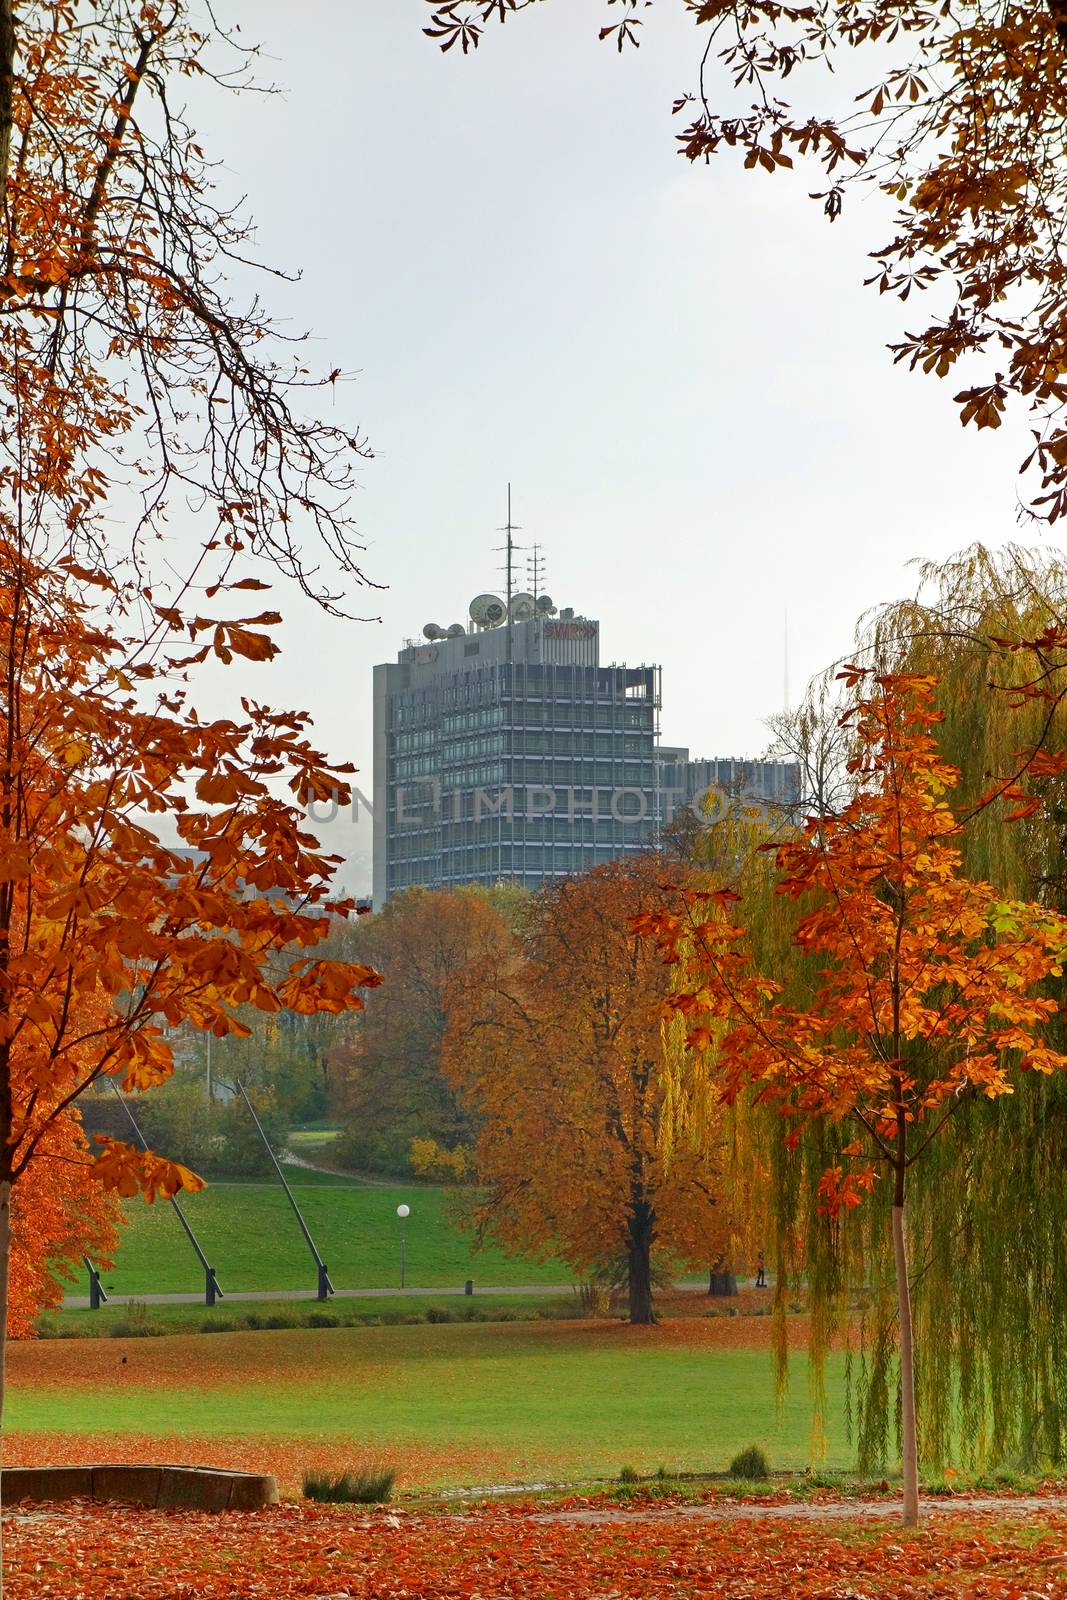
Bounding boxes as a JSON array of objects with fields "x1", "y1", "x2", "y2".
[
  {"x1": 445, "y1": 856, "x2": 737, "y2": 1325},
  {"x1": 0, "y1": 2, "x2": 372, "y2": 601},
  {"x1": 8, "y1": 1105, "x2": 119, "y2": 1337},
  {"x1": 644, "y1": 673, "x2": 1067, "y2": 1522},
  {"x1": 851, "y1": 544, "x2": 1067, "y2": 1473},
  {"x1": 0, "y1": 0, "x2": 382, "y2": 1466},
  {"x1": 333, "y1": 887, "x2": 516, "y2": 1176},
  {"x1": 424, "y1": 0, "x2": 1067, "y2": 521},
  {"x1": 0, "y1": 541, "x2": 381, "y2": 1364}
]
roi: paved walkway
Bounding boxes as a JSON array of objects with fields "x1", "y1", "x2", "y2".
[
  {"x1": 62, "y1": 1279, "x2": 713, "y2": 1311},
  {"x1": 62, "y1": 1282, "x2": 571, "y2": 1310}
]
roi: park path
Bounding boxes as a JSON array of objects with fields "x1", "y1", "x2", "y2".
[
  {"x1": 525, "y1": 1492, "x2": 1067, "y2": 1527},
  {"x1": 61, "y1": 1281, "x2": 576, "y2": 1309},
  {"x1": 62, "y1": 1278, "x2": 714, "y2": 1309}
]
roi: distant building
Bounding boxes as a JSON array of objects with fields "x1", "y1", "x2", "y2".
[
  {"x1": 655, "y1": 748, "x2": 800, "y2": 829},
  {"x1": 372, "y1": 596, "x2": 660, "y2": 905},
  {"x1": 372, "y1": 589, "x2": 800, "y2": 906}
]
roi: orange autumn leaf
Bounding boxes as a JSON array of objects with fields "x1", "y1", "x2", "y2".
[{"x1": 92, "y1": 1138, "x2": 205, "y2": 1203}]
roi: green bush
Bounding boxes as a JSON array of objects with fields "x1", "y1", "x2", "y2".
[
  {"x1": 307, "y1": 1310, "x2": 340, "y2": 1328},
  {"x1": 35, "y1": 1315, "x2": 79, "y2": 1340},
  {"x1": 618, "y1": 1464, "x2": 639, "y2": 1484},
  {"x1": 242, "y1": 1309, "x2": 300, "y2": 1331},
  {"x1": 302, "y1": 1467, "x2": 396, "y2": 1504},
  {"x1": 108, "y1": 1301, "x2": 162, "y2": 1338},
  {"x1": 130, "y1": 1077, "x2": 291, "y2": 1178},
  {"x1": 134, "y1": 1077, "x2": 219, "y2": 1173},
  {"x1": 728, "y1": 1445, "x2": 771, "y2": 1480},
  {"x1": 425, "y1": 1306, "x2": 453, "y2": 1324},
  {"x1": 214, "y1": 1091, "x2": 288, "y2": 1178}
]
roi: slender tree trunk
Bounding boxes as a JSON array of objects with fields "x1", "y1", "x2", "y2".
[
  {"x1": 627, "y1": 1197, "x2": 656, "y2": 1326},
  {"x1": 892, "y1": 1176, "x2": 919, "y2": 1525}
]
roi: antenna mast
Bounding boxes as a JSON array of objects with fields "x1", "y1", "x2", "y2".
[
  {"x1": 495, "y1": 484, "x2": 523, "y2": 666},
  {"x1": 508, "y1": 483, "x2": 515, "y2": 665},
  {"x1": 528, "y1": 542, "x2": 545, "y2": 604}
]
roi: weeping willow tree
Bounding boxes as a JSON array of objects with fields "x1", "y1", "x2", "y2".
[
  {"x1": 757, "y1": 545, "x2": 1067, "y2": 1476},
  {"x1": 866, "y1": 546, "x2": 1067, "y2": 1472}
]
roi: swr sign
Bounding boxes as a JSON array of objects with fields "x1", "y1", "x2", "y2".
[{"x1": 544, "y1": 620, "x2": 596, "y2": 641}]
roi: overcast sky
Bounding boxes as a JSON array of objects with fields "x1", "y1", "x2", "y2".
[{"x1": 184, "y1": 0, "x2": 1037, "y2": 890}]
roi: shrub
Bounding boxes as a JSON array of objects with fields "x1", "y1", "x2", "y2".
[
  {"x1": 135, "y1": 1076, "x2": 220, "y2": 1173},
  {"x1": 425, "y1": 1306, "x2": 453, "y2": 1324},
  {"x1": 35, "y1": 1315, "x2": 80, "y2": 1339},
  {"x1": 573, "y1": 1282, "x2": 612, "y2": 1317},
  {"x1": 214, "y1": 1091, "x2": 288, "y2": 1178},
  {"x1": 409, "y1": 1136, "x2": 471, "y2": 1184},
  {"x1": 307, "y1": 1311, "x2": 340, "y2": 1328},
  {"x1": 107, "y1": 1301, "x2": 162, "y2": 1338},
  {"x1": 618, "y1": 1465, "x2": 639, "y2": 1484},
  {"x1": 241, "y1": 1309, "x2": 299, "y2": 1331},
  {"x1": 728, "y1": 1445, "x2": 770, "y2": 1480},
  {"x1": 302, "y1": 1467, "x2": 396, "y2": 1504}
]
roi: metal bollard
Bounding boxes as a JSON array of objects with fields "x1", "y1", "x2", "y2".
[{"x1": 83, "y1": 1256, "x2": 109, "y2": 1311}]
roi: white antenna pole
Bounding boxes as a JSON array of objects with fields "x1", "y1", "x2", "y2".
[{"x1": 505, "y1": 483, "x2": 511, "y2": 665}]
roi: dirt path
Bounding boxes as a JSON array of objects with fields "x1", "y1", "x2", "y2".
[
  {"x1": 9, "y1": 1490, "x2": 1067, "y2": 1531},
  {"x1": 527, "y1": 1491, "x2": 1067, "y2": 1526}
]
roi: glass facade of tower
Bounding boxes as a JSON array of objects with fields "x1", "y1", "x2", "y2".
[{"x1": 373, "y1": 614, "x2": 660, "y2": 903}]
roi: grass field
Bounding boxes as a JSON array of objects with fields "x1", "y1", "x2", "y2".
[
  {"x1": 49, "y1": 1291, "x2": 574, "y2": 1337},
  {"x1": 7, "y1": 1315, "x2": 848, "y2": 1491},
  {"x1": 96, "y1": 1181, "x2": 567, "y2": 1296}
]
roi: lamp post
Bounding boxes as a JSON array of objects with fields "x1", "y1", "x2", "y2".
[{"x1": 397, "y1": 1203, "x2": 410, "y2": 1289}]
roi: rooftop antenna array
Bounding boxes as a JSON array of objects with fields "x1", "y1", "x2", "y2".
[
  {"x1": 527, "y1": 544, "x2": 556, "y2": 617},
  {"x1": 494, "y1": 482, "x2": 525, "y2": 665}
]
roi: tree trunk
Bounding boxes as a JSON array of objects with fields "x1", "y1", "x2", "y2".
[
  {"x1": 627, "y1": 1198, "x2": 656, "y2": 1326},
  {"x1": 0, "y1": 1177, "x2": 11, "y2": 1598},
  {"x1": 892, "y1": 1195, "x2": 919, "y2": 1526}
]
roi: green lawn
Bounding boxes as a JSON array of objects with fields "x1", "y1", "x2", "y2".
[
  {"x1": 8, "y1": 1320, "x2": 851, "y2": 1486},
  {"x1": 96, "y1": 1182, "x2": 568, "y2": 1296},
  {"x1": 49, "y1": 1292, "x2": 572, "y2": 1338}
]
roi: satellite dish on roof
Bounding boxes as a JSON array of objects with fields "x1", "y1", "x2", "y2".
[
  {"x1": 470, "y1": 593, "x2": 506, "y2": 628},
  {"x1": 423, "y1": 623, "x2": 443, "y2": 640},
  {"x1": 447, "y1": 623, "x2": 465, "y2": 638},
  {"x1": 535, "y1": 594, "x2": 556, "y2": 614},
  {"x1": 510, "y1": 591, "x2": 535, "y2": 622}
]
